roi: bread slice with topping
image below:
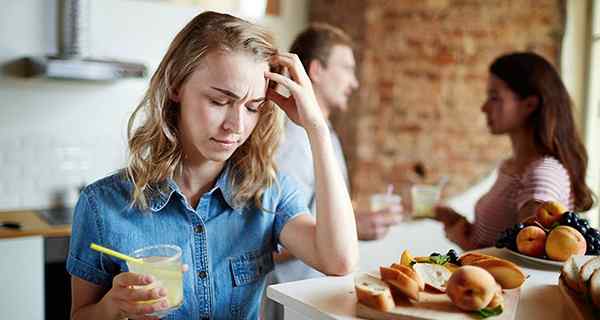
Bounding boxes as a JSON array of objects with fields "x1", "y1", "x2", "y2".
[{"x1": 413, "y1": 263, "x2": 452, "y2": 292}]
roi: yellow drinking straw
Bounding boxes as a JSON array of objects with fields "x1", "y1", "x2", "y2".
[{"x1": 90, "y1": 243, "x2": 144, "y2": 264}]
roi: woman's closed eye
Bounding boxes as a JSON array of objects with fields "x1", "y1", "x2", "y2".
[{"x1": 210, "y1": 99, "x2": 229, "y2": 106}]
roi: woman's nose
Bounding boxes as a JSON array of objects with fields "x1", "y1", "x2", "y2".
[{"x1": 222, "y1": 106, "x2": 244, "y2": 134}]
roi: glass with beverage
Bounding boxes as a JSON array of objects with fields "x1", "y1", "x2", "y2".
[
  {"x1": 127, "y1": 244, "x2": 184, "y2": 317},
  {"x1": 370, "y1": 184, "x2": 402, "y2": 213},
  {"x1": 411, "y1": 184, "x2": 441, "y2": 218}
]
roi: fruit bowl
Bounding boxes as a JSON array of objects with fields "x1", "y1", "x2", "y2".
[
  {"x1": 495, "y1": 202, "x2": 600, "y2": 268},
  {"x1": 502, "y1": 248, "x2": 563, "y2": 268}
]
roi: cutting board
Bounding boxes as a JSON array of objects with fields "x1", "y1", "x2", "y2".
[
  {"x1": 356, "y1": 273, "x2": 520, "y2": 320},
  {"x1": 558, "y1": 278, "x2": 598, "y2": 320}
]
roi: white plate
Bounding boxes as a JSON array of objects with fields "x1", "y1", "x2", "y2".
[{"x1": 503, "y1": 248, "x2": 564, "y2": 268}]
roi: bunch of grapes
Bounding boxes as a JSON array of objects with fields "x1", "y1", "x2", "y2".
[
  {"x1": 495, "y1": 223, "x2": 525, "y2": 251},
  {"x1": 559, "y1": 212, "x2": 600, "y2": 255}
]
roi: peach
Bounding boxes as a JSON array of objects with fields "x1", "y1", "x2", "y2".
[
  {"x1": 446, "y1": 266, "x2": 497, "y2": 311},
  {"x1": 536, "y1": 201, "x2": 567, "y2": 227},
  {"x1": 545, "y1": 226, "x2": 587, "y2": 261},
  {"x1": 516, "y1": 226, "x2": 547, "y2": 257}
]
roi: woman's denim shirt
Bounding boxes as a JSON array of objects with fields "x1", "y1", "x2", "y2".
[{"x1": 66, "y1": 165, "x2": 309, "y2": 319}]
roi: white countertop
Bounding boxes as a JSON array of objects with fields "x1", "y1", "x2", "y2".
[{"x1": 267, "y1": 247, "x2": 566, "y2": 320}]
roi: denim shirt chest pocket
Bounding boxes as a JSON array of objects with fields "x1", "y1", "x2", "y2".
[{"x1": 229, "y1": 248, "x2": 274, "y2": 319}]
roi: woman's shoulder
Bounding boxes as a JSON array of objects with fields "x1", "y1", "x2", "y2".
[
  {"x1": 81, "y1": 169, "x2": 132, "y2": 197},
  {"x1": 522, "y1": 156, "x2": 569, "y2": 179}
]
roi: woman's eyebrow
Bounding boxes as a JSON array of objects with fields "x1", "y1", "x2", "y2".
[
  {"x1": 211, "y1": 86, "x2": 241, "y2": 99},
  {"x1": 211, "y1": 86, "x2": 265, "y2": 102}
]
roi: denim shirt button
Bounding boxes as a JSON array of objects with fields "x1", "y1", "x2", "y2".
[
  {"x1": 198, "y1": 271, "x2": 207, "y2": 278},
  {"x1": 194, "y1": 224, "x2": 204, "y2": 233}
]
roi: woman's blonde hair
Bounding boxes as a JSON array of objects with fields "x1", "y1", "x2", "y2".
[{"x1": 127, "y1": 11, "x2": 283, "y2": 210}]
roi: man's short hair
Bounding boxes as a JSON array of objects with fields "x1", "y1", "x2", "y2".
[{"x1": 290, "y1": 23, "x2": 353, "y2": 73}]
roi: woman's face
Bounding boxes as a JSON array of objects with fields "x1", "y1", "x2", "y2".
[
  {"x1": 481, "y1": 74, "x2": 532, "y2": 135},
  {"x1": 175, "y1": 51, "x2": 269, "y2": 163}
]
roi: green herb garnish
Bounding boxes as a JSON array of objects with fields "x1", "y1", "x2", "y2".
[
  {"x1": 473, "y1": 306, "x2": 503, "y2": 318},
  {"x1": 429, "y1": 254, "x2": 450, "y2": 265}
]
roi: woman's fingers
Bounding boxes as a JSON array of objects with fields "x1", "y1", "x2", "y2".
[
  {"x1": 270, "y1": 53, "x2": 309, "y2": 84},
  {"x1": 114, "y1": 272, "x2": 154, "y2": 288},
  {"x1": 265, "y1": 71, "x2": 301, "y2": 93},
  {"x1": 118, "y1": 298, "x2": 169, "y2": 318},
  {"x1": 115, "y1": 286, "x2": 167, "y2": 302}
]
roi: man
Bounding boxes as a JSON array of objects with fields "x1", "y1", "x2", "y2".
[{"x1": 262, "y1": 23, "x2": 403, "y2": 319}]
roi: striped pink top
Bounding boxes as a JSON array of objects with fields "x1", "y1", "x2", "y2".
[{"x1": 473, "y1": 156, "x2": 573, "y2": 247}]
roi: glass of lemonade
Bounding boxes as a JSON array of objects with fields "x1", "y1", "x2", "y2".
[
  {"x1": 127, "y1": 244, "x2": 184, "y2": 317},
  {"x1": 411, "y1": 184, "x2": 441, "y2": 218}
]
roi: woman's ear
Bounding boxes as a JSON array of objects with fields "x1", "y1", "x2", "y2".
[
  {"x1": 170, "y1": 88, "x2": 181, "y2": 103},
  {"x1": 523, "y1": 95, "x2": 539, "y2": 113}
]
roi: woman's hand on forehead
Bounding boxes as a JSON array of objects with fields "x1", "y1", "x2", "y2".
[{"x1": 265, "y1": 53, "x2": 327, "y2": 131}]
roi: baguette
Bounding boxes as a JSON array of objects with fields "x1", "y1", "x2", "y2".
[
  {"x1": 459, "y1": 252, "x2": 494, "y2": 265},
  {"x1": 354, "y1": 274, "x2": 396, "y2": 312},
  {"x1": 380, "y1": 266, "x2": 420, "y2": 301},
  {"x1": 561, "y1": 255, "x2": 595, "y2": 293},
  {"x1": 467, "y1": 257, "x2": 526, "y2": 289},
  {"x1": 578, "y1": 256, "x2": 600, "y2": 293},
  {"x1": 390, "y1": 263, "x2": 425, "y2": 290}
]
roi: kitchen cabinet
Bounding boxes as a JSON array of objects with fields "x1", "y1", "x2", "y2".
[{"x1": 0, "y1": 236, "x2": 44, "y2": 320}]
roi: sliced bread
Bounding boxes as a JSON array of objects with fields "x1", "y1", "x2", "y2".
[
  {"x1": 561, "y1": 255, "x2": 595, "y2": 293},
  {"x1": 579, "y1": 256, "x2": 600, "y2": 293},
  {"x1": 561, "y1": 256, "x2": 582, "y2": 293},
  {"x1": 354, "y1": 273, "x2": 396, "y2": 312},
  {"x1": 380, "y1": 266, "x2": 420, "y2": 301},
  {"x1": 390, "y1": 263, "x2": 425, "y2": 290}
]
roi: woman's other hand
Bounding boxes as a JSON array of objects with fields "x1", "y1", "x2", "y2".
[{"x1": 434, "y1": 205, "x2": 463, "y2": 226}]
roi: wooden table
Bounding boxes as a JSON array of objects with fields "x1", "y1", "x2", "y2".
[
  {"x1": 0, "y1": 210, "x2": 71, "y2": 320},
  {"x1": 0, "y1": 210, "x2": 70, "y2": 239},
  {"x1": 267, "y1": 247, "x2": 566, "y2": 320}
]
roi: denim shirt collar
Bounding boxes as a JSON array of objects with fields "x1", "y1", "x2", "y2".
[{"x1": 147, "y1": 162, "x2": 235, "y2": 212}]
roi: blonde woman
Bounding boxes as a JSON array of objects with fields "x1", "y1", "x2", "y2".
[{"x1": 67, "y1": 12, "x2": 358, "y2": 320}]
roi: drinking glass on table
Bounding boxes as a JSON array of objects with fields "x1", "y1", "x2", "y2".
[
  {"x1": 370, "y1": 185, "x2": 402, "y2": 213},
  {"x1": 410, "y1": 184, "x2": 442, "y2": 218}
]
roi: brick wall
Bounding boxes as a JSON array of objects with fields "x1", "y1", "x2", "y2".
[{"x1": 311, "y1": 0, "x2": 566, "y2": 208}]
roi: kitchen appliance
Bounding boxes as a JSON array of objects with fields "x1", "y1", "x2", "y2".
[{"x1": 20, "y1": 0, "x2": 147, "y2": 80}]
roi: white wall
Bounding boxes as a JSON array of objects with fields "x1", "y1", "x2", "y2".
[
  {"x1": 561, "y1": 0, "x2": 599, "y2": 227},
  {"x1": 0, "y1": 0, "x2": 308, "y2": 211},
  {"x1": 584, "y1": 0, "x2": 600, "y2": 227}
]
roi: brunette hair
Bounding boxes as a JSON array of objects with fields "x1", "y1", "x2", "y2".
[
  {"x1": 127, "y1": 11, "x2": 282, "y2": 209},
  {"x1": 289, "y1": 22, "x2": 353, "y2": 73},
  {"x1": 490, "y1": 52, "x2": 594, "y2": 211}
]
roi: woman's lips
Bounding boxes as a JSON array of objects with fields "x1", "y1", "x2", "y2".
[{"x1": 211, "y1": 137, "x2": 238, "y2": 148}]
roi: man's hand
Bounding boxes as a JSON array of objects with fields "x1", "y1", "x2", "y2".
[{"x1": 356, "y1": 206, "x2": 403, "y2": 241}]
